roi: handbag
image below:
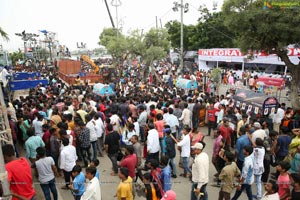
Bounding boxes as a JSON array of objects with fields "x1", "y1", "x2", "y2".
[{"x1": 117, "y1": 149, "x2": 124, "y2": 161}]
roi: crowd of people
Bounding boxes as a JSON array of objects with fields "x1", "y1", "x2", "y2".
[{"x1": 1, "y1": 60, "x2": 300, "y2": 200}]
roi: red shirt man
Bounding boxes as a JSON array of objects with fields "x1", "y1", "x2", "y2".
[
  {"x1": 119, "y1": 146, "x2": 137, "y2": 179},
  {"x1": 207, "y1": 105, "x2": 217, "y2": 122},
  {"x1": 2, "y1": 144, "x2": 35, "y2": 200},
  {"x1": 219, "y1": 119, "x2": 233, "y2": 147}
]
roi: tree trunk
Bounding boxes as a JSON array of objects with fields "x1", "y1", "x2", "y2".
[
  {"x1": 289, "y1": 66, "x2": 300, "y2": 110},
  {"x1": 277, "y1": 51, "x2": 300, "y2": 109}
]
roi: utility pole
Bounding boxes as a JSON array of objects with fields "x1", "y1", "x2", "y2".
[
  {"x1": 104, "y1": 0, "x2": 115, "y2": 28},
  {"x1": 180, "y1": 0, "x2": 184, "y2": 72},
  {"x1": 111, "y1": 0, "x2": 121, "y2": 37},
  {"x1": 173, "y1": 1, "x2": 189, "y2": 73}
]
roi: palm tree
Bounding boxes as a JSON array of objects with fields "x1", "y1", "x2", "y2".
[{"x1": 0, "y1": 26, "x2": 9, "y2": 41}]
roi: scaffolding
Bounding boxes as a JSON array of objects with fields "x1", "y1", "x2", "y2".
[{"x1": 0, "y1": 86, "x2": 13, "y2": 199}]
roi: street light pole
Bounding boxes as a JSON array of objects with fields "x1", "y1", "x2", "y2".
[
  {"x1": 173, "y1": 1, "x2": 188, "y2": 73},
  {"x1": 111, "y1": 0, "x2": 121, "y2": 37},
  {"x1": 180, "y1": 0, "x2": 184, "y2": 72}
]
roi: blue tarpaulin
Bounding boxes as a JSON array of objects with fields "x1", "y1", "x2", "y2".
[
  {"x1": 93, "y1": 83, "x2": 115, "y2": 95},
  {"x1": 176, "y1": 78, "x2": 198, "y2": 90},
  {"x1": 9, "y1": 79, "x2": 48, "y2": 91},
  {"x1": 13, "y1": 72, "x2": 41, "y2": 80}
]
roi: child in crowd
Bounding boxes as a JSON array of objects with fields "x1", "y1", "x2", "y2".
[
  {"x1": 81, "y1": 166, "x2": 101, "y2": 200},
  {"x1": 69, "y1": 165, "x2": 85, "y2": 200},
  {"x1": 90, "y1": 159, "x2": 100, "y2": 180},
  {"x1": 261, "y1": 181, "x2": 280, "y2": 200},
  {"x1": 276, "y1": 161, "x2": 291, "y2": 200}
]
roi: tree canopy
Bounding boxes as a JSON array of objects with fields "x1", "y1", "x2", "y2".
[
  {"x1": 0, "y1": 26, "x2": 9, "y2": 41},
  {"x1": 222, "y1": 0, "x2": 300, "y2": 108},
  {"x1": 165, "y1": 10, "x2": 235, "y2": 51},
  {"x1": 98, "y1": 27, "x2": 169, "y2": 64}
]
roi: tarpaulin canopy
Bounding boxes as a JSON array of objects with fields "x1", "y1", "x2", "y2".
[
  {"x1": 9, "y1": 79, "x2": 48, "y2": 91},
  {"x1": 93, "y1": 83, "x2": 114, "y2": 96},
  {"x1": 176, "y1": 78, "x2": 198, "y2": 90},
  {"x1": 233, "y1": 89, "x2": 279, "y2": 115}
]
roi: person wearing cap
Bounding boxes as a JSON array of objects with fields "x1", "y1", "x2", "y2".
[
  {"x1": 161, "y1": 190, "x2": 176, "y2": 200},
  {"x1": 191, "y1": 142, "x2": 209, "y2": 200},
  {"x1": 251, "y1": 122, "x2": 267, "y2": 145}
]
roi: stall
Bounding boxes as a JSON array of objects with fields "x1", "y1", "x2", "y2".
[
  {"x1": 233, "y1": 89, "x2": 279, "y2": 115},
  {"x1": 256, "y1": 76, "x2": 285, "y2": 99},
  {"x1": 93, "y1": 83, "x2": 115, "y2": 96},
  {"x1": 176, "y1": 78, "x2": 198, "y2": 90}
]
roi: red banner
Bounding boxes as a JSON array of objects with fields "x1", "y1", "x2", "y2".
[{"x1": 256, "y1": 77, "x2": 285, "y2": 87}]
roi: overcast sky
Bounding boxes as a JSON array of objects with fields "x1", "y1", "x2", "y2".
[{"x1": 0, "y1": 0, "x2": 223, "y2": 52}]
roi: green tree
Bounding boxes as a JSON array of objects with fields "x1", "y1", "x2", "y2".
[
  {"x1": 222, "y1": 0, "x2": 300, "y2": 109},
  {"x1": 126, "y1": 29, "x2": 146, "y2": 57},
  {"x1": 210, "y1": 68, "x2": 222, "y2": 94},
  {"x1": 194, "y1": 9, "x2": 236, "y2": 49},
  {"x1": 144, "y1": 46, "x2": 166, "y2": 65},
  {"x1": 165, "y1": 11, "x2": 235, "y2": 51},
  {"x1": 98, "y1": 28, "x2": 128, "y2": 61},
  {"x1": 99, "y1": 28, "x2": 119, "y2": 47},
  {"x1": 9, "y1": 50, "x2": 23, "y2": 65},
  {"x1": 0, "y1": 26, "x2": 9, "y2": 41},
  {"x1": 143, "y1": 28, "x2": 170, "y2": 52}
]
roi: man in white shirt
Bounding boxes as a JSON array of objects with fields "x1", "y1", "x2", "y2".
[
  {"x1": 191, "y1": 142, "x2": 209, "y2": 200},
  {"x1": 81, "y1": 166, "x2": 101, "y2": 200},
  {"x1": 165, "y1": 108, "x2": 179, "y2": 138},
  {"x1": 94, "y1": 113, "x2": 105, "y2": 157},
  {"x1": 176, "y1": 125, "x2": 192, "y2": 177},
  {"x1": 271, "y1": 103, "x2": 285, "y2": 133},
  {"x1": 110, "y1": 111, "x2": 121, "y2": 133},
  {"x1": 251, "y1": 122, "x2": 267, "y2": 144},
  {"x1": 179, "y1": 103, "x2": 191, "y2": 127},
  {"x1": 85, "y1": 115, "x2": 98, "y2": 161},
  {"x1": 122, "y1": 123, "x2": 137, "y2": 146},
  {"x1": 32, "y1": 114, "x2": 45, "y2": 138},
  {"x1": 60, "y1": 137, "x2": 77, "y2": 190},
  {"x1": 145, "y1": 123, "x2": 160, "y2": 167}
]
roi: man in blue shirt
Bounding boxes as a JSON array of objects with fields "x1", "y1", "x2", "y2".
[
  {"x1": 235, "y1": 126, "x2": 252, "y2": 171},
  {"x1": 160, "y1": 155, "x2": 172, "y2": 192},
  {"x1": 232, "y1": 145, "x2": 254, "y2": 200},
  {"x1": 69, "y1": 165, "x2": 85, "y2": 200}
]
